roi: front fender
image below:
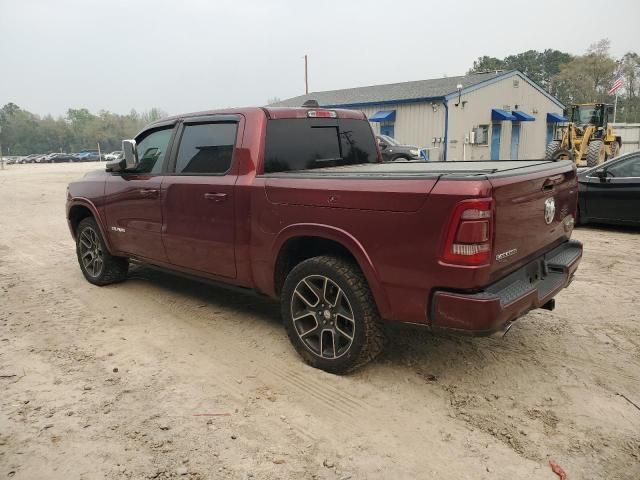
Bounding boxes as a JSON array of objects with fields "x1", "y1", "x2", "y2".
[
  {"x1": 67, "y1": 198, "x2": 115, "y2": 255},
  {"x1": 271, "y1": 223, "x2": 392, "y2": 318}
]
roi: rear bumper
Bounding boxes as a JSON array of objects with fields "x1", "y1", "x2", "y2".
[{"x1": 430, "y1": 240, "x2": 582, "y2": 335}]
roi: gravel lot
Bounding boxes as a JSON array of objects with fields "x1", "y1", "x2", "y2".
[{"x1": 1, "y1": 162, "x2": 639, "y2": 480}]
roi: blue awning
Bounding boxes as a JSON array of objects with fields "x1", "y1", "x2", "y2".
[
  {"x1": 512, "y1": 110, "x2": 535, "y2": 122},
  {"x1": 369, "y1": 110, "x2": 396, "y2": 122},
  {"x1": 491, "y1": 108, "x2": 517, "y2": 122},
  {"x1": 546, "y1": 112, "x2": 567, "y2": 123}
]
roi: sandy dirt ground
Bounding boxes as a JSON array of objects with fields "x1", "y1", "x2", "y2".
[{"x1": 0, "y1": 162, "x2": 639, "y2": 480}]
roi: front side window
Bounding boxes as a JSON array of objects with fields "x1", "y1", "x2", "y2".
[
  {"x1": 175, "y1": 123, "x2": 237, "y2": 174},
  {"x1": 135, "y1": 127, "x2": 173, "y2": 174},
  {"x1": 264, "y1": 118, "x2": 378, "y2": 173},
  {"x1": 605, "y1": 155, "x2": 640, "y2": 178}
]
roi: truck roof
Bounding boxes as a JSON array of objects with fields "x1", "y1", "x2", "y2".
[{"x1": 149, "y1": 106, "x2": 366, "y2": 126}]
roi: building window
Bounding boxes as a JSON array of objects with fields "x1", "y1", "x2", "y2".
[{"x1": 474, "y1": 125, "x2": 489, "y2": 145}]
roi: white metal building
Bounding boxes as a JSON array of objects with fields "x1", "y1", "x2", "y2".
[{"x1": 273, "y1": 70, "x2": 566, "y2": 161}]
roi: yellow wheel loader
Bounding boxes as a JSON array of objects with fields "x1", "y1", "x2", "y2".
[{"x1": 545, "y1": 103, "x2": 622, "y2": 167}]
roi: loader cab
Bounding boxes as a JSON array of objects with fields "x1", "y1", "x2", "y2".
[{"x1": 570, "y1": 104, "x2": 605, "y2": 128}]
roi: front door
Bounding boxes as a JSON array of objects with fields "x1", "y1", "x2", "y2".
[
  {"x1": 161, "y1": 118, "x2": 240, "y2": 278},
  {"x1": 586, "y1": 154, "x2": 640, "y2": 223},
  {"x1": 104, "y1": 125, "x2": 175, "y2": 262},
  {"x1": 510, "y1": 123, "x2": 521, "y2": 160}
]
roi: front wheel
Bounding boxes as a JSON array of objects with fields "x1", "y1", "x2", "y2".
[
  {"x1": 281, "y1": 256, "x2": 386, "y2": 374},
  {"x1": 586, "y1": 140, "x2": 606, "y2": 167},
  {"x1": 76, "y1": 217, "x2": 128, "y2": 286}
]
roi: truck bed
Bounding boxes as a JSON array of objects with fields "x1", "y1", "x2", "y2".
[{"x1": 261, "y1": 160, "x2": 571, "y2": 179}]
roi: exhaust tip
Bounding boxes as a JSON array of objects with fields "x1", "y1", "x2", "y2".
[{"x1": 491, "y1": 321, "x2": 515, "y2": 338}]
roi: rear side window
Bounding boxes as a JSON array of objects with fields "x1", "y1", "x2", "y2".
[
  {"x1": 264, "y1": 118, "x2": 378, "y2": 173},
  {"x1": 175, "y1": 122, "x2": 237, "y2": 174}
]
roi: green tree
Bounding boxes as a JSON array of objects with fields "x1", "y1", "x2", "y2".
[
  {"x1": 469, "y1": 50, "x2": 573, "y2": 93},
  {"x1": 554, "y1": 39, "x2": 617, "y2": 104},
  {"x1": 0, "y1": 103, "x2": 165, "y2": 155},
  {"x1": 468, "y1": 56, "x2": 506, "y2": 74}
]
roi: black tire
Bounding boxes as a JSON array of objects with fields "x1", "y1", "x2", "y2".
[
  {"x1": 545, "y1": 141, "x2": 561, "y2": 160},
  {"x1": 76, "y1": 217, "x2": 128, "y2": 286},
  {"x1": 281, "y1": 255, "x2": 386, "y2": 374},
  {"x1": 392, "y1": 155, "x2": 410, "y2": 161},
  {"x1": 545, "y1": 140, "x2": 574, "y2": 161},
  {"x1": 586, "y1": 140, "x2": 606, "y2": 167}
]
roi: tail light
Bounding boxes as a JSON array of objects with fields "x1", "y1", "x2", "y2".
[{"x1": 442, "y1": 198, "x2": 493, "y2": 266}]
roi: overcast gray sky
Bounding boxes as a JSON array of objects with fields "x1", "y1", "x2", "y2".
[{"x1": 1, "y1": 0, "x2": 639, "y2": 117}]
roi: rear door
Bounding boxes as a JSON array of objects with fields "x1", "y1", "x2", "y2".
[
  {"x1": 104, "y1": 124, "x2": 176, "y2": 262},
  {"x1": 161, "y1": 115, "x2": 242, "y2": 278},
  {"x1": 488, "y1": 162, "x2": 577, "y2": 277},
  {"x1": 585, "y1": 154, "x2": 640, "y2": 223}
]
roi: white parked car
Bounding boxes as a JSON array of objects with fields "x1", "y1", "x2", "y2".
[{"x1": 104, "y1": 151, "x2": 123, "y2": 161}]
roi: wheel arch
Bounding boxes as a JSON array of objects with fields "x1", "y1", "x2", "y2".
[
  {"x1": 67, "y1": 199, "x2": 115, "y2": 253},
  {"x1": 271, "y1": 225, "x2": 391, "y2": 318}
]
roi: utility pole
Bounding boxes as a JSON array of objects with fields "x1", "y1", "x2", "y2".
[{"x1": 304, "y1": 54, "x2": 309, "y2": 95}]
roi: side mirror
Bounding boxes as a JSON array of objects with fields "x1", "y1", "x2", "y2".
[
  {"x1": 595, "y1": 169, "x2": 608, "y2": 181},
  {"x1": 122, "y1": 139, "x2": 138, "y2": 170},
  {"x1": 379, "y1": 142, "x2": 388, "y2": 150}
]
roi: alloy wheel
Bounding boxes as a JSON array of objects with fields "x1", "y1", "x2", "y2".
[
  {"x1": 79, "y1": 227, "x2": 104, "y2": 278},
  {"x1": 290, "y1": 275, "x2": 355, "y2": 359}
]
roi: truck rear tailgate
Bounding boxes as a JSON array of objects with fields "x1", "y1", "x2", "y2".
[{"x1": 488, "y1": 162, "x2": 578, "y2": 280}]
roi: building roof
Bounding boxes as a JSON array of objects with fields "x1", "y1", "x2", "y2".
[{"x1": 271, "y1": 70, "x2": 564, "y2": 109}]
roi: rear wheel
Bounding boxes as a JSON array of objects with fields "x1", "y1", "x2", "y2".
[
  {"x1": 586, "y1": 140, "x2": 606, "y2": 167},
  {"x1": 281, "y1": 255, "x2": 386, "y2": 374},
  {"x1": 545, "y1": 141, "x2": 574, "y2": 161},
  {"x1": 76, "y1": 217, "x2": 128, "y2": 286}
]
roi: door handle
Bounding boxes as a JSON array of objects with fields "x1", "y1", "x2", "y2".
[
  {"x1": 204, "y1": 192, "x2": 228, "y2": 202},
  {"x1": 139, "y1": 188, "x2": 159, "y2": 197}
]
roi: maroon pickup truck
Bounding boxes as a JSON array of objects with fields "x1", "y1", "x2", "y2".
[{"x1": 66, "y1": 107, "x2": 582, "y2": 373}]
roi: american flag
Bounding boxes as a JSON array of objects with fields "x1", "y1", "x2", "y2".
[{"x1": 608, "y1": 68, "x2": 623, "y2": 95}]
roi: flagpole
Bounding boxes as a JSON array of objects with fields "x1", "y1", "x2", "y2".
[{"x1": 613, "y1": 92, "x2": 618, "y2": 123}]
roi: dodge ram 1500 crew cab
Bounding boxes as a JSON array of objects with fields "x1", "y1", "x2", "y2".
[{"x1": 66, "y1": 106, "x2": 582, "y2": 373}]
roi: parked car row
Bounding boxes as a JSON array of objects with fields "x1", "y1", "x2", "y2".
[{"x1": 4, "y1": 150, "x2": 123, "y2": 164}]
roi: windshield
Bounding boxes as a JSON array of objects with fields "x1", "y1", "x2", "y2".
[
  {"x1": 572, "y1": 106, "x2": 602, "y2": 126},
  {"x1": 378, "y1": 135, "x2": 399, "y2": 145}
]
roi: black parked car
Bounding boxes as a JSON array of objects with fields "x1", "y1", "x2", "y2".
[
  {"x1": 577, "y1": 150, "x2": 640, "y2": 226},
  {"x1": 47, "y1": 153, "x2": 76, "y2": 163},
  {"x1": 376, "y1": 135, "x2": 423, "y2": 161}
]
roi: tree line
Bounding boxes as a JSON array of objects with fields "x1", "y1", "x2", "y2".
[
  {"x1": 0, "y1": 104, "x2": 167, "y2": 156},
  {"x1": 468, "y1": 39, "x2": 640, "y2": 122}
]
